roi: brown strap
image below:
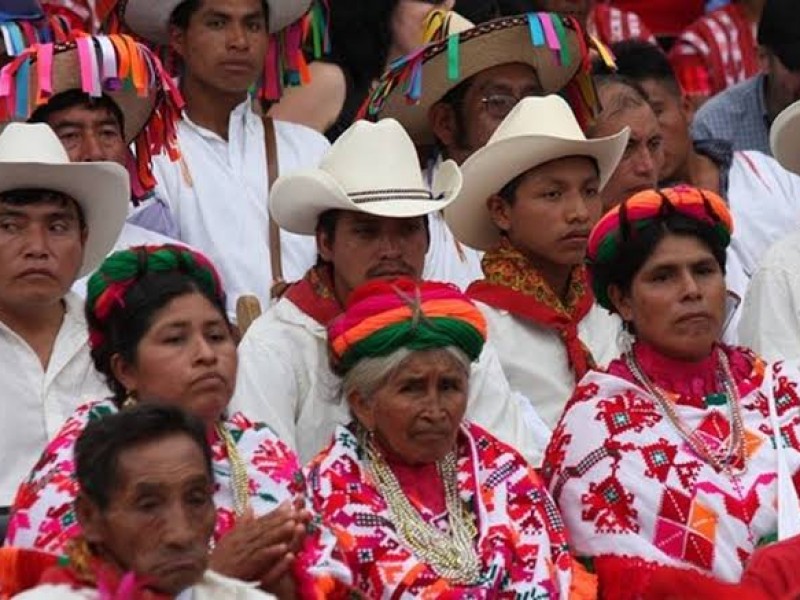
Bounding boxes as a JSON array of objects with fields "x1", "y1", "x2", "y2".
[{"x1": 263, "y1": 116, "x2": 283, "y2": 285}]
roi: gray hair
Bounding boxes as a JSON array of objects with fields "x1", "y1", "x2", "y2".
[{"x1": 342, "y1": 346, "x2": 472, "y2": 406}]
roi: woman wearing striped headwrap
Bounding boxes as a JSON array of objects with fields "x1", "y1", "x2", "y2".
[
  {"x1": 5, "y1": 245, "x2": 355, "y2": 598},
  {"x1": 307, "y1": 276, "x2": 595, "y2": 598},
  {"x1": 542, "y1": 186, "x2": 800, "y2": 599}
]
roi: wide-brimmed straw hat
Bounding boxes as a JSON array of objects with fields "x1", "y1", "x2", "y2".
[
  {"x1": 0, "y1": 123, "x2": 129, "y2": 276},
  {"x1": 122, "y1": 0, "x2": 313, "y2": 44},
  {"x1": 444, "y1": 95, "x2": 629, "y2": 251},
  {"x1": 270, "y1": 118, "x2": 462, "y2": 235},
  {"x1": 771, "y1": 99, "x2": 800, "y2": 176},
  {"x1": 363, "y1": 12, "x2": 610, "y2": 146}
]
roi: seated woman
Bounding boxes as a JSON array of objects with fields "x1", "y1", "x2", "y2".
[
  {"x1": 543, "y1": 187, "x2": 800, "y2": 599},
  {"x1": 8, "y1": 404, "x2": 275, "y2": 599},
  {"x1": 307, "y1": 277, "x2": 593, "y2": 597},
  {"x1": 5, "y1": 245, "x2": 352, "y2": 597},
  {"x1": 442, "y1": 95, "x2": 629, "y2": 433}
]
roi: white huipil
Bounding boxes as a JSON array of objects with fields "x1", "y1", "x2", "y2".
[{"x1": 151, "y1": 100, "x2": 330, "y2": 318}]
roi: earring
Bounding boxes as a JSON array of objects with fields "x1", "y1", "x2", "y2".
[
  {"x1": 618, "y1": 321, "x2": 635, "y2": 355},
  {"x1": 122, "y1": 390, "x2": 137, "y2": 409}
]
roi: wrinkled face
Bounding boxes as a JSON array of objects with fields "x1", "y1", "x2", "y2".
[
  {"x1": 432, "y1": 63, "x2": 542, "y2": 165},
  {"x1": 639, "y1": 79, "x2": 693, "y2": 184},
  {"x1": 317, "y1": 213, "x2": 428, "y2": 304},
  {"x1": 610, "y1": 233, "x2": 726, "y2": 361},
  {"x1": 764, "y1": 52, "x2": 800, "y2": 118},
  {"x1": 390, "y1": 0, "x2": 455, "y2": 56},
  {"x1": 489, "y1": 156, "x2": 601, "y2": 272},
  {"x1": 535, "y1": 0, "x2": 594, "y2": 29},
  {"x1": 79, "y1": 434, "x2": 215, "y2": 596},
  {"x1": 350, "y1": 349, "x2": 469, "y2": 464},
  {"x1": 46, "y1": 104, "x2": 128, "y2": 166},
  {"x1": 0, "y1": 195, "x2": 86, "y2": 312},
  {"x1": 594, "y1": 102, "x2": 663, "y2": 210},
  {"x1": 170, "y1": 0, "x2": 268, "y2": 97},
  {"x1": 113, "y1": 292, "x2": 238, "y2": 425}
]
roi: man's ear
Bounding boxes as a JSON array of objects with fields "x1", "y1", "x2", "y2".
[
  {"x1": 428, "y1": 102, "x2": 459, "y2": 151},
  {"x1": 486, "y1": 194, "x2": 512, "y2": 233},
  {"x1": 75, "y1": 492, "x2": 105, "y2": 546},
  {"x1": 316, "y1": 228, "x2": 334, "y2": 263}
]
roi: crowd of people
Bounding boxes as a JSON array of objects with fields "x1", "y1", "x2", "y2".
[{"x1": 3, "y1": 0, "x2": 800, "y2": 598}]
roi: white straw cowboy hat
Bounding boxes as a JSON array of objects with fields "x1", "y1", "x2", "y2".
[
  {"x1": 270, "y1": 118, "x2": 462, "y2": 235},
  {"x1": 123, "y1": 0, "x2": 312, "y2": 44},
  {"x1": 0, "y1": 123, "x2": 129, "y2": 276},
  {"x1": 444, "y1": 95, "x2": 630, "y2": 251},
  {"x1": 771, "y1": 99, "x2": 800, "y2": 176}
]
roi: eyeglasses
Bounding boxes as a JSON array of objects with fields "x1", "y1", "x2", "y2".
[{"x1": 480, "y1": 93, "x2": 537, "y2": 120}]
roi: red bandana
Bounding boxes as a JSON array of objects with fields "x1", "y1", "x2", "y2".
[
  {"x1": 284, "y1": 265, "x2": 344, "y2": 326},
  {"x1": 468, "y1": 239, "x2": 596, "y2": 379}
]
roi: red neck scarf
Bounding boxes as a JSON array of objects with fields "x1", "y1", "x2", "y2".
[
  {"x1": 468, "y1": 239, "x2": 596, "y2": 379},
  {"x1": 284, "y1": 265, "x2": 344, "y2": 326}
]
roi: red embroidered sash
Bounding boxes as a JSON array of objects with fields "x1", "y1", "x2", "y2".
[{"x1": 284, "y1": 265, "x2": 344, "y2": 326}]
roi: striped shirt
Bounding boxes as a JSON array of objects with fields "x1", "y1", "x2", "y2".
[{"x1": 589, "y1": 3, "x2": 656, "y2": 46}]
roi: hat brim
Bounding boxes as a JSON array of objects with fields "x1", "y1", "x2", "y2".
[
  {"x1": 0, "y1": 162, "x2": 130, "y2": 276},
  {"x1": 378, "y1": 15, "x2": 584, "y2": 146},
  {"x1": 771, "y1": 99, "x2": 800, "y2": 175},
  {"x1": 271, "y1": 159, "x2": 463, "y2": 235},
  {"x1": 124, "y1": 0, "x2": 311, "y2": 44},
  {"x1": 444, "y1": 128, "x2": 630, "y2": 251}
]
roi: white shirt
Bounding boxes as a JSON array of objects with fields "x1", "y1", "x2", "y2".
[
  {"x1": 230, "y1": 296, "x2": 549, "y2": 466},
  {"x1": 423, "y1": 211, "x2": 484, "y2": 290},
  {"x1": 13, "y1": 570, "x2": 276, "y2": 599},
  {"x1": 152, "y1": 100, "x2": 330, "y2": 317},
  {"x1": 0, "y1": 293, "x2": 109, "y2": 505},
  {"x1": 477, "y1": 301, "x2": 622, "y2": 430},
  {"x1": 738, "y1": 230, "x2": 800, "y2": 362},
  {"x1": 71, "y1": 223, "x2": 187, "y2": 298}
]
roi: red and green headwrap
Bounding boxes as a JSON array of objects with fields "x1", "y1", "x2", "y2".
[
  {"x1": 328, "y1": 278, "x2": 487, "y2": 375},
  {"x1": 586, "y1": 185, "x2": 733, "y2": 310},
  {"x1": 86, "y1": 244, "x2": 225, "y2": 350}
]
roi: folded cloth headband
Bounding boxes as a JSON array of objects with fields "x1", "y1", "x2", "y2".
[
  {"x1": 586, "y1": 185, "x2": 733, "y2": 309},
  {"x1": 328, "y1": 278, "x2": 487, "y2": 375},
  {"x1": 86, "y1": 244, "x2": 225, "y2": 350}
]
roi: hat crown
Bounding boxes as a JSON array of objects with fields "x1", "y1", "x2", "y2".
[
  {"x1": 487, "y1": 95, "x2": 587, "y2": 146},
  {"x1": 319, "y1": 119, "x2": 426, "y2": 194},
  {"x1": 0, "y1": 123, "x2": 70, "y2": 165}
]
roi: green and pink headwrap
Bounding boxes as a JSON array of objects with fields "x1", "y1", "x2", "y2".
[
  {"x1": 328, "y1": 278, "x2": 487, "y2": 375},
  {"x1": 586, "y1": 186, "x2": 733, "y2": 310},
  {"x1": 86, "y1": 244, "x2": 225, "y2": 350}
]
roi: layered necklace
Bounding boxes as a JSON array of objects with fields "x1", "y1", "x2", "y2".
[
  {"x1": 625, "y1": 347, "x2": 747, "y2": 474},
  {"x1": 361, "y1": 432, "x2": 482, "y2": 585},
  {"x1": 215, "y1": 422, "x2": 251, "y2": 516}
]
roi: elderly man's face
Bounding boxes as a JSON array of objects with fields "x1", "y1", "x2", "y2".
[
  {"x1": 45, "y1": 103, "x2": 128, "y2": 166},
  {"x1": 79, "y1": 433, "x2": 215, "y2": 596},
  {"x1": 0, "y1": 192, "x2": 86, "y2": 312}
]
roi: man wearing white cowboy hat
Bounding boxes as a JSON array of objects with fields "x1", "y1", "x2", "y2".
[
  {"x1": 0, "y1": 122, "x2": 128, "y2": 508},
  {"x1": 444, "y1": 94, "x2": 628, "y2": 433},
  {"x1": 739, "y1": 98, "x2": 800, "y2": 361},
  {"x1": 231, "y1": 118, "x2": 548, "y2": 465},
  {"x1": 364, "y1": 11, "x2": 610, "y2": 291},
  {"x1": 119, "y1": 0, "x2": 330, "y2": 319}
]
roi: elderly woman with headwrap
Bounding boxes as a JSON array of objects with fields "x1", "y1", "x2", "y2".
[
  {"x1": 5, "y1": 245, "x2": 353, "y2": 598},
  {"x1": 307, "y1": 277, "x2": 593, "y2": 598},
  {"x1": 542, "y1": 186, "x2": 800, "y2": 600}
]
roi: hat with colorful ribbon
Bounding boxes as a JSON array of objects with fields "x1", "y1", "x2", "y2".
[
  {"x1": 0, "y1": 0, "x2": 80, "y2": 64},
  {"x1": 586, "y1": 186, "x2": 733, "y2": 310},
  {"x1": 361, "y1": 12, "x2": 615, "y2": 146},
  {"x1": 327, "y1": 278, "x2": 487, "y2": 375},
  {"x1": 0, "y1": 34, "x2": 184, "y2": 197}
]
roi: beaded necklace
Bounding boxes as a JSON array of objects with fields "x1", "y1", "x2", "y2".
[
  {"x1": 215, "y1": 422, "x2": 250, "y2": 517},
  {"x1": 625, "y1": 347, "x2": 747, "y2": 474}
]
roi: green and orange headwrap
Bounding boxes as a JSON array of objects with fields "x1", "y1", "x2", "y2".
[
  {"x1": 586, "y1": 185, "x2": 733, "y2": 310},
  {"x1": 328, "y1": 278, "x2": 487, "y2": 375},
  {"x1": 86, "y1": 244, "x2": 225, "y2": 350}
]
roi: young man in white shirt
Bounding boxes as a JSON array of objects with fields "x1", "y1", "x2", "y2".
[
  {"x1": 119, "y1": 0, "x2": 330, "y2": 317},
  {"x1": 0, "y1": 123, "x2": 128, "y2": 507},
  {"x1": 231, "y1": 119, "x2": 549, "y2": 465}
]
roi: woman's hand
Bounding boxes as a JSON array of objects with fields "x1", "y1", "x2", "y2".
[{"x1": 209, "y1": 501, "x2": 308, "y2": 584}]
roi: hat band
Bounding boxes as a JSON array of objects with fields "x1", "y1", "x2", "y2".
[{"x1": 349, "y1": 188, "x2": 436, "y2": 205}]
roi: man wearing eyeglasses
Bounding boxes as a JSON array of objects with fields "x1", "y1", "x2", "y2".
[{"x1": 362, "y1": 11, "x2": 606, "y2": 289}]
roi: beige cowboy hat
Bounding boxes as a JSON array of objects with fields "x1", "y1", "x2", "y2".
[
  {"x1": 270, "y1": 118, "x2": 462, "y2": 235},
  {"x1": 123, "y1": 0, "x2": 312, "y2": 45},
  {"x1": 0, "y1": 123, "x2": 129, "y2": 276},
  {"x1": 369, "y1": 13, "x2": 594, "y2": 146},
  {"x1": 771, "y1": 99, "x2": 800, "y2": 175},
  {"x1": 443, "y1": 95, "x2": 630, "y2": 251}
]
